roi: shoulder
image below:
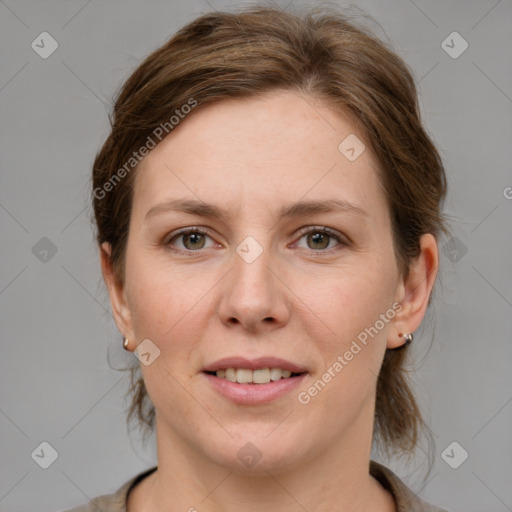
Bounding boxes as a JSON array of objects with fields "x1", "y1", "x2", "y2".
[
  {"x1": 60, "y1": 466, "x2": 158, "y2": 512},
  {"x1": 370, "y1": 460, "x2": 452, "y2": 512}
]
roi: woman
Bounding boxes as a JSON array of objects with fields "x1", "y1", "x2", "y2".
[{"x1": 66, "y1": 4, "x2": 452, "y2": 511}]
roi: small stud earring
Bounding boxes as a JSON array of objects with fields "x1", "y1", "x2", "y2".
[
  {"x1": 398, "y1": 332, "x2": 413, "y2": 346},
  {"x1": 394, "y1": 332, "x2": 414, "y2": 350},
  {"x1": 123, "y1": 337, "x2": 130, "y2": 351}
]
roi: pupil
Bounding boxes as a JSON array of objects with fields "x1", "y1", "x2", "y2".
[
  {"x1": 310, "y1": 232, "x2": 328, "y2": 249},
  {"x1": 186, "y1": 233, "x2": 204, "y2": 249}
]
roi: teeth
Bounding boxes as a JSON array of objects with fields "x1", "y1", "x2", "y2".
[
  {"x1": 253, "y1": 368, "x2": 270, "y2": 383},
  {"x1": 270, "y1": 368, "x2": 285, "y2": 381},
  {"x1": 215, "y1": 367, "x2": 296, "y2": 384},
  {"x1": 225, "y1": 368, "x2": 236, "y2": 382},
  {"x1": 236, "y1": 368, "x2": 253, "y2": 383}
]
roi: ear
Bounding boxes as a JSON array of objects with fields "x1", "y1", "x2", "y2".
[
  {"x1": 387, "y1": 233, "x2": 439, "y2": 349},
  {"x1": 100, "y1": 242, "x2": 135, "y2": 341}
]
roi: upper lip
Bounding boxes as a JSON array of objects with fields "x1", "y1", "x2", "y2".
[{"x1": 202, "y1": 356, "x2": 307, "y2": 373}]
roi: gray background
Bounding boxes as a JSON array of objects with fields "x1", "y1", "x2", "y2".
[{"x1": 1, "y1": 0, "x2": 511, "y2": 511}]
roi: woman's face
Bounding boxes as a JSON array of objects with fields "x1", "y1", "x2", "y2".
[{"x1": 103, "y1": 90, "x2": 432, "y2": 474}]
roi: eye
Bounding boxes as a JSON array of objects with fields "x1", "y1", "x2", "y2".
[
  {"x1": 294, "y1": 226, "x2": 347, "y2": 252},
  {"x1": 165, "y1": 228, "x2": 216, "y2": 253},
  {"x1": 165, "y1": 226, "x2": 348, "y2": 255}
]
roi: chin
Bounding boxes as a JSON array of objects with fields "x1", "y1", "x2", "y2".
[{"x1": 201, "y1": 431, "x2": 309, "y2": 476}]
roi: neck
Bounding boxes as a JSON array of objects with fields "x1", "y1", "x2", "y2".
[{"x1": 129, "y1": 408, "x2": 396, "y2": 512}]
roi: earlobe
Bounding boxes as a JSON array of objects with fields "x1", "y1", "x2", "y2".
[
  {"x1": 387, "y1": 233, "x2": 439, "y2": 349},
  {"x1": 99, "y1": 242, "x2": 134, "y2": 341}
]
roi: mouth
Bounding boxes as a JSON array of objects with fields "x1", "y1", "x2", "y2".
[{"x1": 201, "y1": 356, "x2": 308, "y2": 405}]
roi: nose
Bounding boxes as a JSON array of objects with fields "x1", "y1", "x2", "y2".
[{"x1": 218, "y1": 241, "x2": 290, "y2": 333}]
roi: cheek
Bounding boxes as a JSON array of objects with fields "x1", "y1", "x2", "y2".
[
  {"x1": 310, "y1": 262, "x2": 394, "y2": 393},
  {"x1": 126, "y1": 261, "x2": 216, "y2": 361},
  {"x1": 126, "y1": 261, "x2": 187, "y2": 340},
  {"x1": 321, "y1": 262, "x2": 395, "y2": 342}
]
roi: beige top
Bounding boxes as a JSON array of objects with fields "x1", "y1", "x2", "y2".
[{"x1": 62, "y1": 460, "x2": 451, "y2": 512}]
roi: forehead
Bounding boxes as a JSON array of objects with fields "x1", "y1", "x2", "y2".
[{"x1": 133, "y1": 90, "x2": 387, "y2": 223}]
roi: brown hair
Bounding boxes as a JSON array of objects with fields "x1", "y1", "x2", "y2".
[{"x1": 93, "y1": 3, "x2": 450, "y2": 463}]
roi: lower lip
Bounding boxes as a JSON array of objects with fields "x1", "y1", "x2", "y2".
[{"x1": 202, "y1": 372, "x2": 307, "y2": 405}]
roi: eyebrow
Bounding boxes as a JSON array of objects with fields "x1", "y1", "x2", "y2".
[{"x1": 145, "y1": 198, "x2": 367, "y2": 222}]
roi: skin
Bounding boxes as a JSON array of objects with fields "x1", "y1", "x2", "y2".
[{"x1": 100, "y1": 90, "x2": 438, "y2": 512}]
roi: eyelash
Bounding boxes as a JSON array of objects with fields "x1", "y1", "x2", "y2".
[{"x1": 164, "y1": 226, "x2": 348, "y2": 256}]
